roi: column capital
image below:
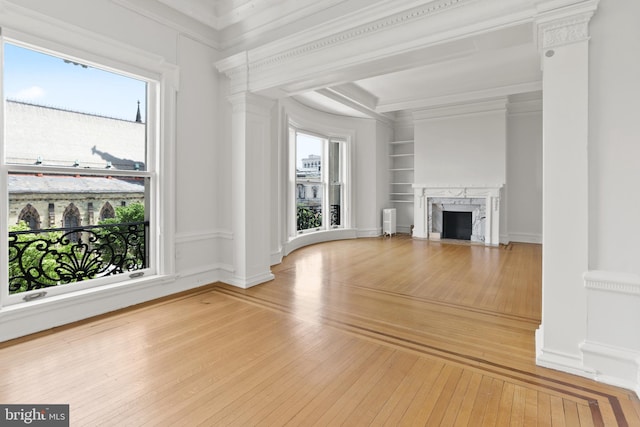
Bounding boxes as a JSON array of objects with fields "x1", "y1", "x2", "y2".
[
  {"x1": 535, "y1": 0, "x2": 598, "y2": 51},
  {"x1": 227, "y1": 91, "x2": 275, "y2": 116},
  {"x1": 215, "y1": 51, "x2": 249, "y2": 95}
]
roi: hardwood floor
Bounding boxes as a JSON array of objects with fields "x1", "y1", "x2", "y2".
[{"x1": 1, "y1": 235, "x2": 639, "y2": 426}]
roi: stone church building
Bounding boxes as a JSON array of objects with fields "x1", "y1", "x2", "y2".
[{"x1": 6, "y1": 100, "x2": 145, "y2": 230}]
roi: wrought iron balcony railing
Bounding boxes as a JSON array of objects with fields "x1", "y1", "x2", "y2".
[
  {"x1": 296, "y1": 204, "x2": 341, "y2": 231},
  {"x1": 9, "y1": 221, "x2": 148, "y2": 294}
]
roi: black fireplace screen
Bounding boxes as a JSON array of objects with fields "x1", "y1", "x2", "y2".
[{"x1": 442, "y1": 211, "x2": 472, "y2": 240}]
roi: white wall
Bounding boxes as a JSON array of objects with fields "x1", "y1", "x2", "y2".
[
  {"x1": 506, "y1": 96, "x2": 542, "y2": 243},
  {"x1": 14, "y1": 0, "x2": 179, "y2": 62},
  {"x1": 174, "y1": 34, "x2": 221, "y2": 277},
  {"x1": 578, "y1": 0, "x2": 640, "y2": 395},
  {"x1": 414, "y1": 103, "x2": 506, "y2": 187},
  {"x1": 589, "y1": 0, "x2": 640, "y2": 274}
]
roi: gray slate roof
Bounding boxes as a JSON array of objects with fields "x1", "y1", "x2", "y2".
[{"x1": 6, "y1": 100, "x2": 145, "y2": 170}]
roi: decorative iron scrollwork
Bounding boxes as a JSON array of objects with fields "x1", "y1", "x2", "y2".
[
  {"x1": 330, "y1": 204, "x2": 340, "y2": 226},
  {"x1": 9, "y1": 221, "x2": 148, "y2": 294}
]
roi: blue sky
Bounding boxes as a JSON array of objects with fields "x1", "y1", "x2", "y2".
[
  {"x1": 296, "y1": 132, "x2": 322, "y2": 169},
  {"x1": 3, "y1": 42, "x2": 146, "y2": 122}
]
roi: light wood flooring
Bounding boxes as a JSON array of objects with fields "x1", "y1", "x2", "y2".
[{"x1": 1, "y1": 235, "x2": 639, "y2": 426}]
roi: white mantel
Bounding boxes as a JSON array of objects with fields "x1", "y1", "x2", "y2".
[{"x1": 412, "y1": 184, "x2": 503, "y2": 246}]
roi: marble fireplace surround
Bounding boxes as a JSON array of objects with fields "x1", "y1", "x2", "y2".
[{"x1": 412, "y1": 185, "x2": 502, "y2": 246}]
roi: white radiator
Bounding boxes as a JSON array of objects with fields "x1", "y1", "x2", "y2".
[{"x1": 382, "y1": 208, "x2": 396, "y2": 236}]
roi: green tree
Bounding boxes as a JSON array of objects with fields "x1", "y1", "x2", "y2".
[
  {"x1": 97, "y1": 202, "x2": 146, "y2": 271},
  {"x1": 9, "y1": 203, "x2": 147, "y2": 295},
  {"x1": 297, "y1": 205, "x2": 322, "y2": 231}
]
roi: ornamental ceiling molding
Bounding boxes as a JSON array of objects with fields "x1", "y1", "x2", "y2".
[
  {"x1": 247, "y1": 0, "x2": 473, "y2": 73},
  {"x1": 217, "y1": 0, "x2": 599, "y2": 96},
  {"x1": 537, "y1": 12, "x2": 593, "y2": 49},
  {"x1": 216, "y1": 0, "x2": 481, "y2": 87},
  {"x1": 535, "y1": 0, "x2": 599, "y2": 50}
]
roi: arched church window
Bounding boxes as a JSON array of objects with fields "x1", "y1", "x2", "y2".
[
  {"x1": 18, "y1": 204, "x2": 41, "y2": 230},
  {"x1": 100, "y1": 202, "x2": 115, "y2": 220},
  {"x1": 63, "y1": 203, "x2": 82, "y2": 242}
]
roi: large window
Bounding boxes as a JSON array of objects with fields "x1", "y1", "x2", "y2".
[
  {"x1": 1, "y1": 38, "x2": 162, "y2": 305},
  {"x1": 291, "y1": 128, "x2": 347, "y2": 235}
]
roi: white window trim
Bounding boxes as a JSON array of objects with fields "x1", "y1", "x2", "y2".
[
  {"x1": 287, "y1": 120, "x2": 353, "y2": 244},
  {"x1": 0, "y1": 2, "x2": 178, "y2": 330}
]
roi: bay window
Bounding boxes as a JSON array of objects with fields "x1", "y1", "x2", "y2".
[{"x1": 291, "y1": 127, "x2": 348, "y2": 236}]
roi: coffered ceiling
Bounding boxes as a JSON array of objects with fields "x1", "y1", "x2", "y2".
[{"x1": 143, "y1": 0, "x2": 542, "y2": 118}]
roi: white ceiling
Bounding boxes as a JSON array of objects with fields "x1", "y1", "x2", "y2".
[{"x1": 151, "y1": 0, "x2": 542, "y2": 118}]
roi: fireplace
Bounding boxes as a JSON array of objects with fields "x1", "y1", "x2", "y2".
[
  {"x1": 412, "y1": 185, "x2": 503, "y2": 246},
  {"x1": 442, "y1": 211, "x2": 472, "y2": 240},
  {"x1": 430, "y1": 197, "x2": 485, "y2": 242}
]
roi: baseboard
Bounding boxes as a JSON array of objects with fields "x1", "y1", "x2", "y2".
[
  {"x1": 357, "y1": 228, "x2": 380, "y2": 238},
  {"x1": 581, "y1": 340, "x2": 640, "y2": 397},
  {"x1": 270, "y1": 248, "x2": 283, "y2": 266},
  {"x1": 536, "y1": 346, "x2": 597, "y2": 379},
  {"x1": 582, "y1": 270, "x2": 640, "y2": 397},
  {"x1": 225, "y1": 271, "x2": 275, "y2": 289},
  {"x1": 283, "y1": 229, "x2": 358, "y2": 256},
  {"x1": 508, "y1": 232, "x2": 542, "y2": 244},
  {"x1": 397, "y1": 225, "x2": 412, "y2": 234}
]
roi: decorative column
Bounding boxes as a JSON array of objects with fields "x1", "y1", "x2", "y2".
[
  {"x1": 535, "y1": 0, "x2": 597, "y2": 374},
  {"x1": 412, "y1": 187, "x2": 428, "y2": 239},
  {"x1": 217, "y1": 53, "x2": 275, "y2": 288}
]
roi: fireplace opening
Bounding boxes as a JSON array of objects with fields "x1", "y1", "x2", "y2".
[{"x1": 442, "y1": 211, "x2": 472, "y2": 240}]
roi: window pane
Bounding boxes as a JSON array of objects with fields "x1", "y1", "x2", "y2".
[
  {"x1": 296, "y1": 133, "x2": 323, "y2": 232},
  {"x1": 8, "y1": 172, "x2": 148, "y2": 295},
  {"x1": 3, "y1": 43, "x2": 147, "y2": 170},
  {"x1": 329, "y1": 141, "x2": 342, "y2": 228}
]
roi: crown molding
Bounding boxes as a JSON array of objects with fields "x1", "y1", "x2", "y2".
[
  {"x1": 247, "y1": 0, "x2": 475, "y2": 71},
  {"x1": 110, "y1": 0, "x2": 220, "y2": 49},
  {"x1": 315, "y1": 88, "x2": 394, "y2": 125},
  {"x1": 413, "y1": 97, "x2": 508, "y2": 122},
  {"x1": 379, "y1": 81, "x2": 541, "y2": 113},
  {"x1": 216, "y1": 0, "x2": 544, "y2": 97},
  {"x1": 218, "y1": 0, "x2": 345, "y2": 51}
]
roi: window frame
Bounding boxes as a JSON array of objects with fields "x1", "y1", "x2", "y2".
[
  {"x1": 0, "y1": 19, "x2": 178, "y2": 308},
  {"x1": 289, "y1": 125, "x2": 350, "y2": 238}
]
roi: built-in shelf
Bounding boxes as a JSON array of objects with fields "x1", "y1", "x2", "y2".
[
  {"x1": 389, "y1": 140, "x2": 414, "y2": 210},
  {"x1": 388, "y1": 138, "x2": 414, "y2": 233}
]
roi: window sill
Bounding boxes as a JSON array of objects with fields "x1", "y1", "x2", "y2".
[{"x1": 0, "y1": 273, "x2": 177, "y2": 342}]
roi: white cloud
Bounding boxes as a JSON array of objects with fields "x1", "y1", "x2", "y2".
[{"x1": 13, "y1": 86, "x2": 46, "y2": 101}]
